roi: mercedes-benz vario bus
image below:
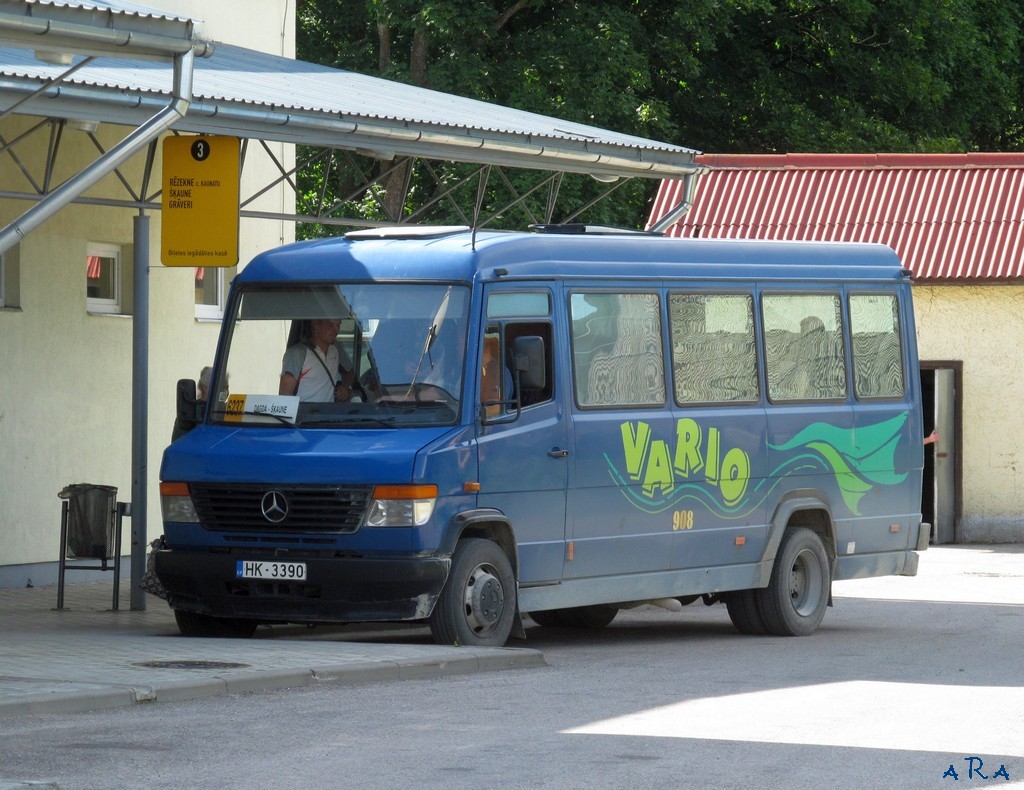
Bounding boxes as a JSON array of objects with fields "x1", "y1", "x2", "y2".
[{"x1": 157, "y1": 225, "x2": 929, "y2": 646}]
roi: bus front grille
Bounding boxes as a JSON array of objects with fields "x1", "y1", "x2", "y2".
[{"x1": 189, "y1": 484, "x2": 371, "y2": 533}]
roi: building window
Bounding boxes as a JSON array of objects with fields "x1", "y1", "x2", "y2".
[
  {"x1": 194, "y1": 266, "x2": 226, "y2": 319},
  {"x1": 86, "y1": 243, "x2": 121, "y2": 314}
]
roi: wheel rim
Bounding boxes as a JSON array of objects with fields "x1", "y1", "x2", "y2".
[
  {"x1": 789, "y1": 548, "x2": 824, "y2": 616},
  {"x1": 462, "y1": 562, "x2": 505, "y2": 635}
]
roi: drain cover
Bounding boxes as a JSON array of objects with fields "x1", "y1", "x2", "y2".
[{"x1": 132, "y1": 660, "x2": 251, "y2": 670}]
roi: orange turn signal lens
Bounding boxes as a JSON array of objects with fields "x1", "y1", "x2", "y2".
[
  {"x1": 160, "y1": 481, "x2": 190, "y2": 497},
  {"x1": 371, "y1": 484, "x2": 438, "y2": 500}
]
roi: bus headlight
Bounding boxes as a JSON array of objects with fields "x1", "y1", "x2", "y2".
[
  {"x1": 363, "y1": 485, "x2": 437, "y2": 527},
  {"x1": 159, "y1": 481, "x2": 199, "y2": 523}
]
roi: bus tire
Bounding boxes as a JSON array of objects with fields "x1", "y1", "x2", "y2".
[
  {"x1": 755, "y1": 527, "x2": 830, "y2": 636},
  {"x1": 429, "y1": 538, "x2": 516, "y2": 647},
  {"x1": 724, "y1": 589, "x2": 768, "y2": 635},
  {"x1": 174, "y1": 609, "x2": 258, "y2": 638}
]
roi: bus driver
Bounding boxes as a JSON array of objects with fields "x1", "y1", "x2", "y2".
[{"x1": 279, "y1": 318, "x2": 360, "y2": 402}]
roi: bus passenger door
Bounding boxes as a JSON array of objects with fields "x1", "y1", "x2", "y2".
[
  {"x1": 475, "y1": 288, "x2": 568, "y2": 585},
  {"x1": 663, "y1": 291, "x2": 769, "y2": 573},
  {"x1": 565, "y1": 290, "x2": 674, "y2": 580}
]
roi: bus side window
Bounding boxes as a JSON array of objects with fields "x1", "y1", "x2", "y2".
[
  {"x1": 669, "y1": 292, "x2": 758, "y2": 404},
  {"x1": 850, "y1": 293, "x2": 905, "y2": 399},
  {"x1": 763, "y1": 293, "x2": 846, "y2": 402},
  {"x1": 570, "y1": 292, "x2": 664, "y2": 408}
]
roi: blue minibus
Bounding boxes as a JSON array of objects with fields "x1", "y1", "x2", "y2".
[{"x1": 157, "y1": 225, "x2": 928, "y2": 646}]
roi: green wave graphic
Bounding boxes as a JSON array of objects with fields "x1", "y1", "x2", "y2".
[
  {"x1": 768, "y1": 413, "x2": 909, "y2": 514},
  {"x1": 605, "y1": 412, "x2": 910, "y2": 518}
]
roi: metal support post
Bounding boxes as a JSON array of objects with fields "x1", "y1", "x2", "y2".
[{"x1": 130, "y1": 213, "x2": 149, "y2": 610}]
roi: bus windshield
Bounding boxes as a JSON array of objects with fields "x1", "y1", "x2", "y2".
[{"x1": 209, "y1": 283, "x2": 470, "y2": 428}]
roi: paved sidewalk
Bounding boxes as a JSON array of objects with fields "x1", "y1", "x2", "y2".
[{"x1": 0, "y1": 582, "x2": 546, "y2": 717}]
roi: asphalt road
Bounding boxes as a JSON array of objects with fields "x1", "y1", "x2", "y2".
[{"x1": 1, "y1": 545, "x2": 1022, "y2": 790}]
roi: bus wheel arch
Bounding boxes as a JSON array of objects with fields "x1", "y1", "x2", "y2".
[
  {"x1": 452, "y1": 516, "x2": 519, "y2": 579},
  {"x1": 764, "y1": 492, "x2": 837, "y2": 570}
]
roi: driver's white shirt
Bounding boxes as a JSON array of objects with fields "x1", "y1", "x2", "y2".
[{"x1": 282, "y1": 343, "x2": 339, "y2": 402}]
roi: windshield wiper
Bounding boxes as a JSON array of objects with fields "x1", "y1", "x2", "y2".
[
  {"x1": 300, "y1": 415, "x2": 398, "y2": 427},
  {"x1": 210, "y1": 408, "x2": 293, "y2": 425}
]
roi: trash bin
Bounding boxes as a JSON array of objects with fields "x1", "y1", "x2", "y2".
[
  {"x1": 59, "y1": 483, "x2": 118, "y2": 560},
  {"x1": 56, "y1": 483, "x2": 124, "y2": 610}
]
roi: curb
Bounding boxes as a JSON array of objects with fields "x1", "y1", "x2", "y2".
[{"x1": 0, "y1": 649, "x2": 547, "y2": 717}]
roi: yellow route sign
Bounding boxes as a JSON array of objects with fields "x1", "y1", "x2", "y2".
[{"x1": 161, "y1": 135, "x2": 240, "y2": 267}]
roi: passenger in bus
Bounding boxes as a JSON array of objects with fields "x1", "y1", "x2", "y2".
[
  {"x1": 796, "y1": 316, "x2": 845, "y2": 399},
  {"x1": 197, "y1": 366, "x2": 213, "y2": 400},
  {"x1": 481, "y1": 336, "x2": 516, "y2": 414},
  {"x1": 279, "y1": 318, "x2": 361, "y2": 403}
]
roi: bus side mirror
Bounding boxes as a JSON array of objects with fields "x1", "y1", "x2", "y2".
[
  {"x1": 512, "y1": 335, "x2": 545, "y2": 390},
  {"x1": 174, "y1": 378, "x2": 199, "y2": 435}
]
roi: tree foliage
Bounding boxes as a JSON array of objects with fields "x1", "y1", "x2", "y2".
[{"x1": 296, "y1": 0, "x2": 1024, "y2": 232}]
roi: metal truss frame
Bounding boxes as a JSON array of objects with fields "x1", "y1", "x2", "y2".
[{"x1": 0, "y1": 118, "x2": 641, "y2": 231}]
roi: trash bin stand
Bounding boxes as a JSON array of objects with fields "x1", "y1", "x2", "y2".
[
  {"x1": 56, "y1": 499, "x2": 69, "y2": 610},
  {"x1": 56, "y1": 487, "x2": 124, "y2": 611}
]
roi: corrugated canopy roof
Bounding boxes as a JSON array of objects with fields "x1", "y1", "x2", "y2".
[
  {"x1": 649, "y1": 153, "x2": 1024, "y2": 282},
  {"x1": 0, "y1": 0, "x2": 208, "y2": 58},
  {"x1": 0, "y1": 0, "x2": 701, "y2": 181}
]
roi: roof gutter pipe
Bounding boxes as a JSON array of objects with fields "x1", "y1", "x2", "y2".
[
  {"x1": 0, "y1": 48, "x2": 194, "y2": 256},
  {"x1": 0, "y1": 11, "x2": 214, "y2": 58},
  {"x1": 649, "y1": 169, "x2": 704, "y2": 233}
]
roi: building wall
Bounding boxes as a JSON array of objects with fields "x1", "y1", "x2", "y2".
[
  {"x1": 0, "y1": 0, "x2": 294, "y2": 586},
  {"x1": 914, "y1": 283, "x2": 1024, "y2": 542}
]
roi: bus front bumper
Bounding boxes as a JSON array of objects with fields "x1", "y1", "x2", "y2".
[{"x1": 154, "y1": 549, "x2": 450, "y2": 623}]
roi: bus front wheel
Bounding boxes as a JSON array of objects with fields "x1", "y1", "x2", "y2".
[
  {"x1": 429, "y1": 538, "x2": 516, "y2": 647},
  {"x1": 756, "y1": 527, "x2": 830, "y2": 636}
]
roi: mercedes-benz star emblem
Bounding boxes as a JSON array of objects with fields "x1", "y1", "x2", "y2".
[{"x1": 261, "y1": 490, "x2": 289, "y2": 523}]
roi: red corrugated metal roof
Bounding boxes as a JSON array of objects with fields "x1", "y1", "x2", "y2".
[{"x1": 648, "y1": 153, "x2": 1024, "y2": 282}]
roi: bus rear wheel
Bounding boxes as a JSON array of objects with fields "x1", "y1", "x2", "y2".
[
  {"x1": 429, "y1": 538, "x2": 516, "y2": 647},
  {"x1": 755, "y1": 527, "x2": 830, "y2": 636},
  {"x1": 724, "y1": 589, "x2": 768, "y2": 635}
]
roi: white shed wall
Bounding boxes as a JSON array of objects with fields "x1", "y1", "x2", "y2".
[
  {"x1": 0, "y1": 0, "x2": 294, "y2": 584},
  {"x1": 914, "y1": 283, "x2": 1024, "y2": 542}
]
